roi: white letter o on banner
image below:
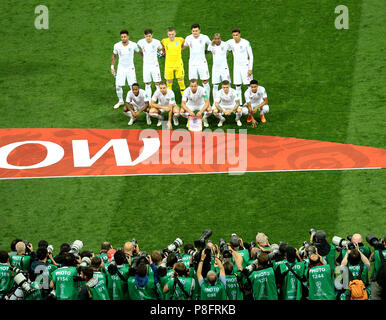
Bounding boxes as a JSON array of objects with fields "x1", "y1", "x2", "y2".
[{"x1": 0, "y1": 141, "x2": 64, "y2": 169}]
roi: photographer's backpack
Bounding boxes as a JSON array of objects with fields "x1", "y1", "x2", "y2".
[{"x1": 348, "y1": 264, "x2": 368, "y2": 300}]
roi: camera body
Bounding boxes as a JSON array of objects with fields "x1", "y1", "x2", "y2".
[
  {"x1": 69, "y1": 240, "x2": 83, "y2": 257},
  {"x1": 366, "y1": 234, "x2": 384, "y2": 250},
  {"x1": 332, "y1": 236, "x2": 355, "y2": 251},
  {"x1": 219, "y1": 238, "x2": 232, "y2": 259}
]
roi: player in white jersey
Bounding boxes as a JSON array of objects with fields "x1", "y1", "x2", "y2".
[
  {"x1": 183, "y1": 24, "x2": 211, "y2": 101},
  {"x1": 244, "y1": 79, "x2": 269, "y2": 127},
  {"x1": 123, "y1": 83, "x2": 151, "y2": 126},
  {"x1": 207, "y1": 33, "x2": 231, "y2": 103},
  {"x1": 180, "y1": 79, "x2": 212, "y2": 128},
  {"x1": 226, "y1": 28, "x2": 253, "y2": 105},
  {"x1": 150, "y1": 81, "x2": 180, "y2": 129},
  {"x1": 137, "y1": 29, "x2": 163, "y2": 100},
  {"x1": 111, "y1": 30, "x2": 141, "y2": 109},
  {"x1": 213, "y1": 80, "x2": 243, "y2": 127}
]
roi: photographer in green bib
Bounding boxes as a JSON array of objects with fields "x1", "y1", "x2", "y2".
[
  {"x1": 277, "y1": 246, "x2": 307, "y2": 300},
  {"x1": 367, "y1": 235, "x2": 386, "y2": 300},
  {"x1": 197, "y1": 250, "x2": 227, "y2": 300},
  {"x1": 228, "y1": 234, "x2": 250, "y2": 272},
  {"x1": 163, "y1": 261, "x2": 195, "y2": 300},
  {"x1": 89, "y1": 256, "x2": 110, "y2": 300},
  {"x1": 127, "y1": 255, "x2": 162, "y2": 300},
  {"x1": 0, "y1": 250, "x2": 14, "y2": 299},
  {"x1": 97, "y1": 242, "x2": 112, "y2": 265},
  {"x1": 309, "y1": 229, "x2": 335, "y2": 278},
  {"x1": 50, "y1": 252, "x2": 80, "y2": 300},
  {"x1": 307, "y1": 252, "x2": 335, "y2": 300},
  {"x1": 334, "y1": 234, "x2": 371, "y2": 265},
  {"x1": 106, "y1": 249, "x2": 130, "y2": 300},
  {"x1": 9, "y1": 241, "x2": 34, "y2": 274},
  {"x1": 223, "y1": 252, "x2": 244, "y2": 300},
  {"x1": 338, "y1": 243, "x2": 370, "y2": 300},
  {"x1": 247, "y1": 252, "x2": 278, "y2": 300}
]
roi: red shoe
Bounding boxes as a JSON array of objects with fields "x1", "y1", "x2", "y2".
[
  {"x1": 247, "y1": 115, "x2": 252, "y2": 123},
  {"x1": 260, "y1": 114, "x2": 266, "y2": 123}
]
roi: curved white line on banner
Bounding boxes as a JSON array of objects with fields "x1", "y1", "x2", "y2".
[
  {"x1": 131, "y1": 138, "x2": 160, "y2": 166},
  {"x1": 0, "y1": 141, "x2": 64, "y2": 169}
]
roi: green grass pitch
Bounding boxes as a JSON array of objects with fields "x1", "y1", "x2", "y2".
[{"x1": 0, "y1": 0, "x2": 385, "y2": 253}]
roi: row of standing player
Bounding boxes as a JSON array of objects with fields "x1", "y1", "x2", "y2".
[{"x1": 110, "y1": 25, "x2": 269, "y2": 129}]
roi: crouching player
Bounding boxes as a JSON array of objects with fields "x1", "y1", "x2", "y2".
[
  {"x1": 244, "y1": 79, "x2": 269, "y2": 128},
  {"x1": 149, "y1": 81, "x2": 180, "y2": 129},
  {"x1": 213, "y1": 80, "x2": 242, "y2": 127},
  {"x1": 180, "y1": 79, "x2": 212, "y2": 128},
  {"x1": 123, "y1": 83, "x2": 151, "y2": 126}
]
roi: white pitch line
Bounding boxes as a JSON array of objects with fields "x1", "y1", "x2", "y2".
[{"x1": 0, "y1": 167, "x2": 383, "y2": 181}]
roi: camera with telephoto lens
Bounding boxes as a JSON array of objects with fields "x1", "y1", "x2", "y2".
[
  {"x1": 69, "y1": 240, "x2": 83, "y2": 257},
  {"x1": 366, "y1": 234, "x2": 384, "y2": 250},
  {"x1": 194, "y1": 229, "x2": 212, "y2": 249},
  {"x1": 242, "y1": 259, "x2": 258, "y2": 277},
  {"x1": 332, "y1": 236, "x2": 355, "y2": 251},
  {"x1": 267, "y1": 243, "x2": 280, "y2": 261},
  {"x1": 166, "y1": 238, "x2": 183, "y2": 253},
  {"x1": 47, "y1": 245, "x2": 54, "y2": 254},
  {"x1": 9, "y1": 265, "x2": 33, "y2": 296},
  {"x1": 309, "y1": 228, "x2": 316, "y2": 236},
  {"x1": 79, "y1": 256, "x2": 91, "y2": 268},
  {"x1": 219, "y1": 238, "x2": 232, "y2": 259}
]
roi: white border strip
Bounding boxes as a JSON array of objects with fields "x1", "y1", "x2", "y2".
[{"x1": 0, "y1": 167, "x2": 383, "y2": 181}]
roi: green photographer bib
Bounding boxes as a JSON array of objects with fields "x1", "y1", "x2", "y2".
[{"x1": 51, "y1": 266, "x2": 79, "y2": 300}]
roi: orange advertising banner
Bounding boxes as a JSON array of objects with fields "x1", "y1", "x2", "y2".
[{"x1": 0, "y1": 128, "x2": 385, "y2": 179}]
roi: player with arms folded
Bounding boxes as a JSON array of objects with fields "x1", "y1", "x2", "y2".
[
  {"x1": 180, "y1": 79, "x2": 212, "y2": 128},
  {"x1": 213, "y1": 80, "x2": 243, "y2": 127},
  {"x1": 183, "y1": 24, "x2": 212, "y2": 101},
  {"x1": 207, "y1": 33, "x2": 231, "y2": 103},
  {"x1": 161, "y1": 27, "x2": 186, "y2": 96},
  {"x1": 149, "y1": 81, "x2": 180, "y2": 129},
  {"x1": 111, "y1": 30, "x2": 141, "y2": 110},
  {"x1": 123, "y1": 83, "x2": 151, "y2": 126},
  {"x1": 244, "y1": 79, "x2": 269, "y2": 127},
  {"x1": 137, "y1": 29, "x2": 163, "y2": 99},
  {"x1": 227, "y1": 28, "x2": 253, "y2": 105}
]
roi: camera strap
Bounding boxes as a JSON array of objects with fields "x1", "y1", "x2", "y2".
[
  {"x1": 285, "y1": 262, "x2": 307, "y2": 286},
  {"x1": 170, "y1": 277, "x2": 192, "y2": 300}
]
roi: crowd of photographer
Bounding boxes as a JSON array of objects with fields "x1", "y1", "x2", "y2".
[{"x1": 0, "y1": 229, "x2": 385, "y2": 301}]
